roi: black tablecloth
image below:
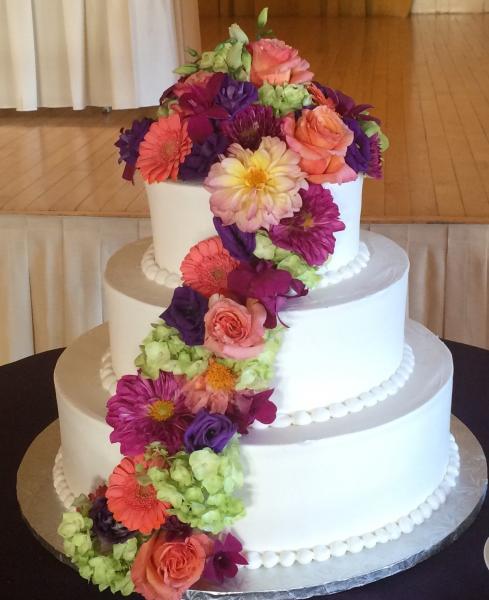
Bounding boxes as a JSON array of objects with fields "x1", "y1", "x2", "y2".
[{"x1": 3, "y1": 341, "x2": 489, "y2": 600}]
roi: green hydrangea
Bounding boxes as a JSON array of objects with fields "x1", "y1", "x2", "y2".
[
  {"x1": 259, "y1": 82, "x2": 311, "y2": 116},
  {"x1": 57, "y1": 508, "x2": 138, "y2": 596},
  {"x1": 177, "y1": 24, "x2": 251, "y2": 81},
  {"x1": 198, "y1": 40, "x2": 251, "y2": 81},
  {"x1": 220, "y1": 326, "x2": 283, "y2": 390},
  {"x1": 135, "y1": 320, "x2": 211, "y2": 380},
  {"x1": 254, "y1": 231, "x2": 321, "y2": 289},
  {"x1": 146, "y1": 441, "x2": 245, "y2": 534}
]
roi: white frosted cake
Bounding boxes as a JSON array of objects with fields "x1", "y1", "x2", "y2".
[
  {"x1": 52, "y1": 12, "x2": 458, "y2": 597},
  {"x1": 54, "y1": 178, "x2": 456, "y2": 568}
]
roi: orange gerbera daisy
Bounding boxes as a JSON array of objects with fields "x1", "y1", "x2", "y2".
[
  {"x1": 180, "y1": 236, "x2": 239, "y2": 298},
  {"x1": 106, "y1": 455, "x2": 169, "y2": 535},
  {"x1": 136, "y1": 114, "x2": 192, "y2": 183}
]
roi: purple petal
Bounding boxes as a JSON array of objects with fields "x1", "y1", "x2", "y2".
[{"x1": 213, "y1": 217, "x2": 256, "y2": 261}]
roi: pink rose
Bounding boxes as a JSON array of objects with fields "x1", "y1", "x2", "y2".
[
  {"x1": 249, "y1": 38, "x2": 314, "y2": 86},
  {"x1": 131, "y1": 531, "x2": 213, "y2": 600},
  {"x1": 204, "y1": 294, "x2": 266, "y2": 360},
  {"x1": 284, "y1": 106, "x2": 357, "y2": 184}
]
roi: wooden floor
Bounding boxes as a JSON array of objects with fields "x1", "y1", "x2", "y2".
[{"x1": 1, "y1": 14, "x2": 489, "y2": 223}]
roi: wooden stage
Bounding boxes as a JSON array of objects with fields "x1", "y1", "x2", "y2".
[{"x1": 1, "y1": 14, "x2": 489, "y2": 224}]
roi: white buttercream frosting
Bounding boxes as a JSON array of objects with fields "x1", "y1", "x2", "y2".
[{"x1": 243, "y1": 435, "x2": 459, "y2": 569}]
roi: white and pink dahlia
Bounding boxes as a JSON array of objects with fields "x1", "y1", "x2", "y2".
[{"x1": 204, "y1": 137, "x2": 307, "y2": 233}]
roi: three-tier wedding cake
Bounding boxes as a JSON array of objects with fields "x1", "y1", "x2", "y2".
[{"x1": 53, "y1": 10, "x2": 457, "y2": 599}]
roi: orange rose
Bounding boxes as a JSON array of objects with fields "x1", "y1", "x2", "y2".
[
  {"x1": 131, "y1": 531, "x2": 214, "y2": 600},
  {"x1": 284, "y1": 106, "x2": 357, "y2": 184},
  {"x1": 204, "y1": 294, "x2": 266, "y2": 360},
  {"x1": 249, "y1": 38, "x2": 313, "y2": 86}
]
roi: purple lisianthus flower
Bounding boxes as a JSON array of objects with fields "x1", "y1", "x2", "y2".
[
  {"x1": 216, "y1": 75, "x2": 259, "y2": 117},
  {"x1": 89, "y1": 495, "x2": 136, "y2": 547},
  {"x1": 344, "y1": 117, "x2": 371, "y2": 174},
  {"x1": 115, "y1": 117, "x2": 154, "y2": 182},
  {"x1": 222, "y1": 104, "x2": 283, "y2": 150},
  {"x1": 184, "y1": 409, "x2": 237, "y2": 453},
  {"x1": 177, "y1": 73, "x2": 229, "y2": 143},
  {"x1": 213, "y1": 216, "x2": 256, "y2": 262},
  {"x1": 162, "y1": 515, "x2": 193, "y2": 541},
  {"x1": 161, "y1": 286, "x2": 208, "y2": 346},
  {"x1": 106, "y1": 371, "x2": 192, "y2": 456},
  {"x1": 269, "y1": 184, "x2": 345, "y2": 266},
  {"x1": 226, "y1": 388, "x2": 277, "y2": 434},
  {"x1": 315, "y1": 82, "x2": 380, "y2": 124},
  {"x1": 228, "y1": 260, "x2": 307, "y2": 329},
  {"x1": 203, "y1": 533, "x2": 248, "y2": 583},
  {"x1": 367, "y1": 133, "x2": 383, "y2": 179},
  {"x1": 179, "y1": 132, "x2": 230, "y2": 180}
]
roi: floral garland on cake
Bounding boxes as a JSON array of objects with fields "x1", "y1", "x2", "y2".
[{"x1": 58, "y1": 9, "x2": 387, "y2": 599}]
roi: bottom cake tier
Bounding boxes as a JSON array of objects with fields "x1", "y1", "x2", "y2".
[{"x1": 54, "y1": 320, "x2": 455, "y2": 568}]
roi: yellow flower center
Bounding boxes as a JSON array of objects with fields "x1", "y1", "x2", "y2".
[
  {"x1": 205, "y1": 361, "x2": 237, "y2": 391},
  {"x1": 302, "y1": 212, "x2": 315, "y2": 228},
  {"x1": 245, "y1": 167, "x2": 268, "y2": 190},
  {"x1": 148, "y1": 399, "x2": 175, "y2": 422}
]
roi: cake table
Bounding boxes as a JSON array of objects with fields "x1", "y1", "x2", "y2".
[{"x1": 7, "y1": 340, "x2": 489, "y2": 599}]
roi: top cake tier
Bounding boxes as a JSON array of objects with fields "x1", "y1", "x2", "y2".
[{"x1": 146, "y1": 176, "x2": 363, "y2": 281}]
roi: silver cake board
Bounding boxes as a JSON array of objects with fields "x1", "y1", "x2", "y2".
[{"x1": 17, "y1": 416, "x2": 487, "y2": 599}]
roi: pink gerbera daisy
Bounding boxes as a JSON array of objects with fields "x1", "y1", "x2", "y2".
[
  {"x1": 136, "y1": 114, "x2": 192, "y2": 183},
  {"x1": 106, "y1": 455, "x2": 170, "y2": 535},
  {"x1": 180, "y1": 236, "x2": 239, "y2": 298}
]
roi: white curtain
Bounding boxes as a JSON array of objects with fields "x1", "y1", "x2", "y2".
[
  {"x1": 1, "y1": 215, "x2": 489, "y2": 366},
  {"x1": 0, "y1": 0, "x2": 201, "y2": 110},
  {"x1": 412, "y1": 1, "x2": 489, "y2": 12}
]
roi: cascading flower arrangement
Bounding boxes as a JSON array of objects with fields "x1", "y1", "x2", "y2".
[{"x1": 58, "y1": 8, "x2": 388, "y2": 599}]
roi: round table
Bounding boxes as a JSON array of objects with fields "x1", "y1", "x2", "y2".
[{"x1": 3, "y1": 341, "x2": 489, "y2": 600}]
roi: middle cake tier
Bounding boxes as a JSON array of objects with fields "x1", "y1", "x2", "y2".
[{"x1": 104, "y1": 230, "x2": 409, "y2": 413}]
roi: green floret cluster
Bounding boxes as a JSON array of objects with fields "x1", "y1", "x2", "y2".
[
  {"x1": 258, "y1": 82, "x2": 312, "y2": 116},
  {"x1": 175, "y1": 23, "x2": 251, "y2": 81},
  {"x1": 146, "y1": 441, "x2": 245, "y2": 534},
  {"x1": 135, "y1": 320, "x2": 211, "y2": 380},
  {"x1": 220, "y1": 325, "x2": 283, "y2": 390},
  {"x1": 254, "y1": 230, "x2": 321, "y2": 289},
  {"x1": 57, "y1": 509, "x2": 138, "y2": 596}
]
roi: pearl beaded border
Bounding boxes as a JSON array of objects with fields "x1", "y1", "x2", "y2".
[
  {"x1": 140, "y1": 241, "x2": 370, "y2": 289},
  {"x1": 53, "y1": 448, "x2": 75, "y2": 510},
  {"x1": 317, "y1": 241, "x2": 370, "y2": 287},
  {"x1": 99, "y1": 343, "x2": 414, "y2": 428},
  {"x1": 244, "y1": 434, "x2": 460, "y2": 569},
  {"x1": 141, "y1": 244, "x2": 181, "y2": 288}
]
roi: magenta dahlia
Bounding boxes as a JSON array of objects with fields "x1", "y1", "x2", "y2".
[
  {"x1": 269, "y1": 184, "x2": 345, "y2": 266},
  {"x1": 221, "y1": 104, "x2": 283, "y2": 150},
  {"x1": 106, "y1": 371, "x2": 193, "y2": 456},
  {"x1": 367, "y1": 133, "x2": 383, "y2": 179}
]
